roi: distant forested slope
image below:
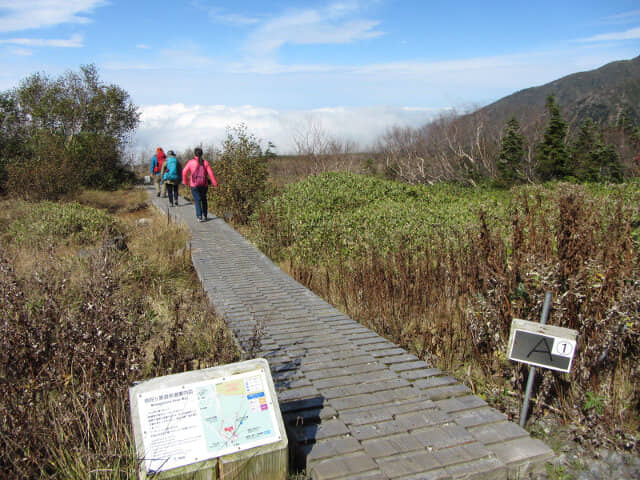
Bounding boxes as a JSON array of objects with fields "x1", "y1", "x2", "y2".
[{"x1": 480, "y1": 56, "x2": 640, "y2": 129}]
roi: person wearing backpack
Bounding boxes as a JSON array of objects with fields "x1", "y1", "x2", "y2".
[
  {"x1": 182, "y1": 147, "x2": 218, "y2": 222},
  {"x1": 149, "y1": 147, "x2": 167, "y2": 197},
  {"x1": 161, "y1": 150, "x2": 182, "y2": 207}
]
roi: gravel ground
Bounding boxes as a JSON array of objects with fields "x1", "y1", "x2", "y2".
[
  {"x1": 547, "y1": 444, "x2": 640, "y2": 480},
  {"x1": 529, "y1": 419, "x2": 640, "y2": 480}
]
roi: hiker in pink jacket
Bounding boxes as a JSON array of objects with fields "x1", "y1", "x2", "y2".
[{"x1": 182, "y1": 147, "x2": 218, "y2": 222}]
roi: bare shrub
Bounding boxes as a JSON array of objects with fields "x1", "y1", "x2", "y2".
[
  {"x1": 0, "y1": 248, "x2": 143, "y2": 477},
  {"x1": 377, "y1": 110, "x2": 502, "y2": 185},
  {"x1": 290, "y1": 117, "x2": 360, "y2": 176},
  {"x1": 377, "y1": 124, "x2": 431, "y2": 183}
]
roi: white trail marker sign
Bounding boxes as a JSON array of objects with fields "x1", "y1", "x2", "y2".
[{"x1": 507, "y1": 292, "x2": 578, "y2": 427}]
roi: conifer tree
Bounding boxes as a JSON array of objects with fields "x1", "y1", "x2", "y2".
[
  {"x1": 592, "y1": 144, "x2": 623, "y2": 182},
  {"x1": 572, "y1": 119, "x2": 599, "y2": 181},
  {"x1": 496, "y1": 116, "x2": 525, "y2": 187},
  {"x1": 571, "y1": 119, "x2": 624, "y2": 182},
  {"x1": 535, "y1": 94, "x2": 569, "y2": 181}
]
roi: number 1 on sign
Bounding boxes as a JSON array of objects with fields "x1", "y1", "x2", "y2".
[{"x1": 552, "y1": 338, "x2": 576, "y2": 358}]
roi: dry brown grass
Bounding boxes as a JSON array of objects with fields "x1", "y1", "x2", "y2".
[
  {"x1": 0, "y1": 189, "x2": 238, "y2": 478},
  {"x1": 75, "y1": 188, "x2": 149, "y2": 214}
]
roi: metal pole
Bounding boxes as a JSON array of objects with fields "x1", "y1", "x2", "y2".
[{"x1": 519, "y1": 292, "x2": 552, "y2": 428}]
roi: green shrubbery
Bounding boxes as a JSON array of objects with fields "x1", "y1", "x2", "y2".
[
  {"x1": 252, "y1": 171, "x2": 510, "y2": 262},
  {"x1": 211, "y1": 124, "x2": 272, "y2": 224},
  {"x1": 7, "y1": 201, "x2": 120, "y2": 247},
  {"x1": 0, "y1": 65, "x2": 139, "y2": 199},
  {"x1": 249, "y1": 172, "x2": 640, "y2": 451}
]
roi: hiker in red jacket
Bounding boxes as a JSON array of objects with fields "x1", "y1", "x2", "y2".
[
  {"x1": 182, "y1": 147, "x2": 218, "y2": 222},
  {"x1": 150, "y1": 147, "x2": 167, "y2": 197}
]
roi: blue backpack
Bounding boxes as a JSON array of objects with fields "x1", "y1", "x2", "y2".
[{"x1": 163, "y1": 156, "x2": 181, "y2": 182}]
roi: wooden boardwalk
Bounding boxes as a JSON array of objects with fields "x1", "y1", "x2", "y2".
[{"x1": 150, "y1": 190, "x2": 553, "y2": 479}]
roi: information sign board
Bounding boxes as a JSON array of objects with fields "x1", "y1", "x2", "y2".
[
  {"x1": 130, "y1": 360, "x2": 285, "y2": 476},
  {"x1": 508, "y1": 318, "x2": 578, "y2": 373}
]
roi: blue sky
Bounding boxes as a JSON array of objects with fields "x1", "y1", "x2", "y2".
[{"x1": 0, "y1": 1, "x2": 639, "y2": 153}]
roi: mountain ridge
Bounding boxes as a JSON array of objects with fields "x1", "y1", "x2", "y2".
[{"x1": 478, "y1": 55, "x2": 640, "y2": 129}]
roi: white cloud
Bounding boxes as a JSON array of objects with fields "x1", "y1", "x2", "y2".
[
  {"x1": 353, "y1": 55, "x2": 526, "y2": 75},
  {"x1": 159, "y1": 47, "x2": 214, "y2": 68},
  {"x1": 208, "y1": 11, "x2": 260, "y2": 26},
  {"x1": 104, "y1": 46, "x2": 214, "y2": 72},
  {"x1": 131, "y1": 104, "x2": 440, "y2": 155},
  {"x1": 603, "y1": 10, "x2": 640, "y2": 24},
  {"x1": 226, "y1": 59, "x2": 342, "y2": 75},
  {"x1": 577, "y1": 26, "x2": 640, "y2": 43},
  {"x1": 191, "y1": 1, "x2": 261, "y2": 26},
  {"x1": 222, "y1": 48, "x2": 621, "y2": 98},
  {"x1": 104, "y1": 44, "x2": 633, "y2": 117},
  {"x1": 0, "y1": 33, "x2": 83, "y2": 48},
  {"x1": 8, "y1": 47, "x2": 33, "y2": 56},
  {"x1": 244, "y1": 2, "x2": 384, "y2": 58},
  {"x1": 0, "y1": 0, "x2": 107, "y2": 33},
  {"x1": 136, "y1": 44, "x2": 150, "y2": 50}
]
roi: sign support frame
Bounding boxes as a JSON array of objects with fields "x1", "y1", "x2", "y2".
[{"x1": 519, "y1": 292, "x2": 552, "y2": 428}]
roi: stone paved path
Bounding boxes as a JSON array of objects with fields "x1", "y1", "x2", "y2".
[{"x1": 150, "y1": 189, "x2": 553, "y2": 479}]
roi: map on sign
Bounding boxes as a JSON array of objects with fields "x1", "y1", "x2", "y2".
[
  {"x1": 136, "y1": 369, "x2": 281, "y2": 474},
  {"x1": 197, "y1": 374, "x2": 275, "y2": 453}
]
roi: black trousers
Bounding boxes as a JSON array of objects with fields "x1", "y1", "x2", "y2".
[{"x1": 166, "y1": 183, "x2": 179, "y2": 204}]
